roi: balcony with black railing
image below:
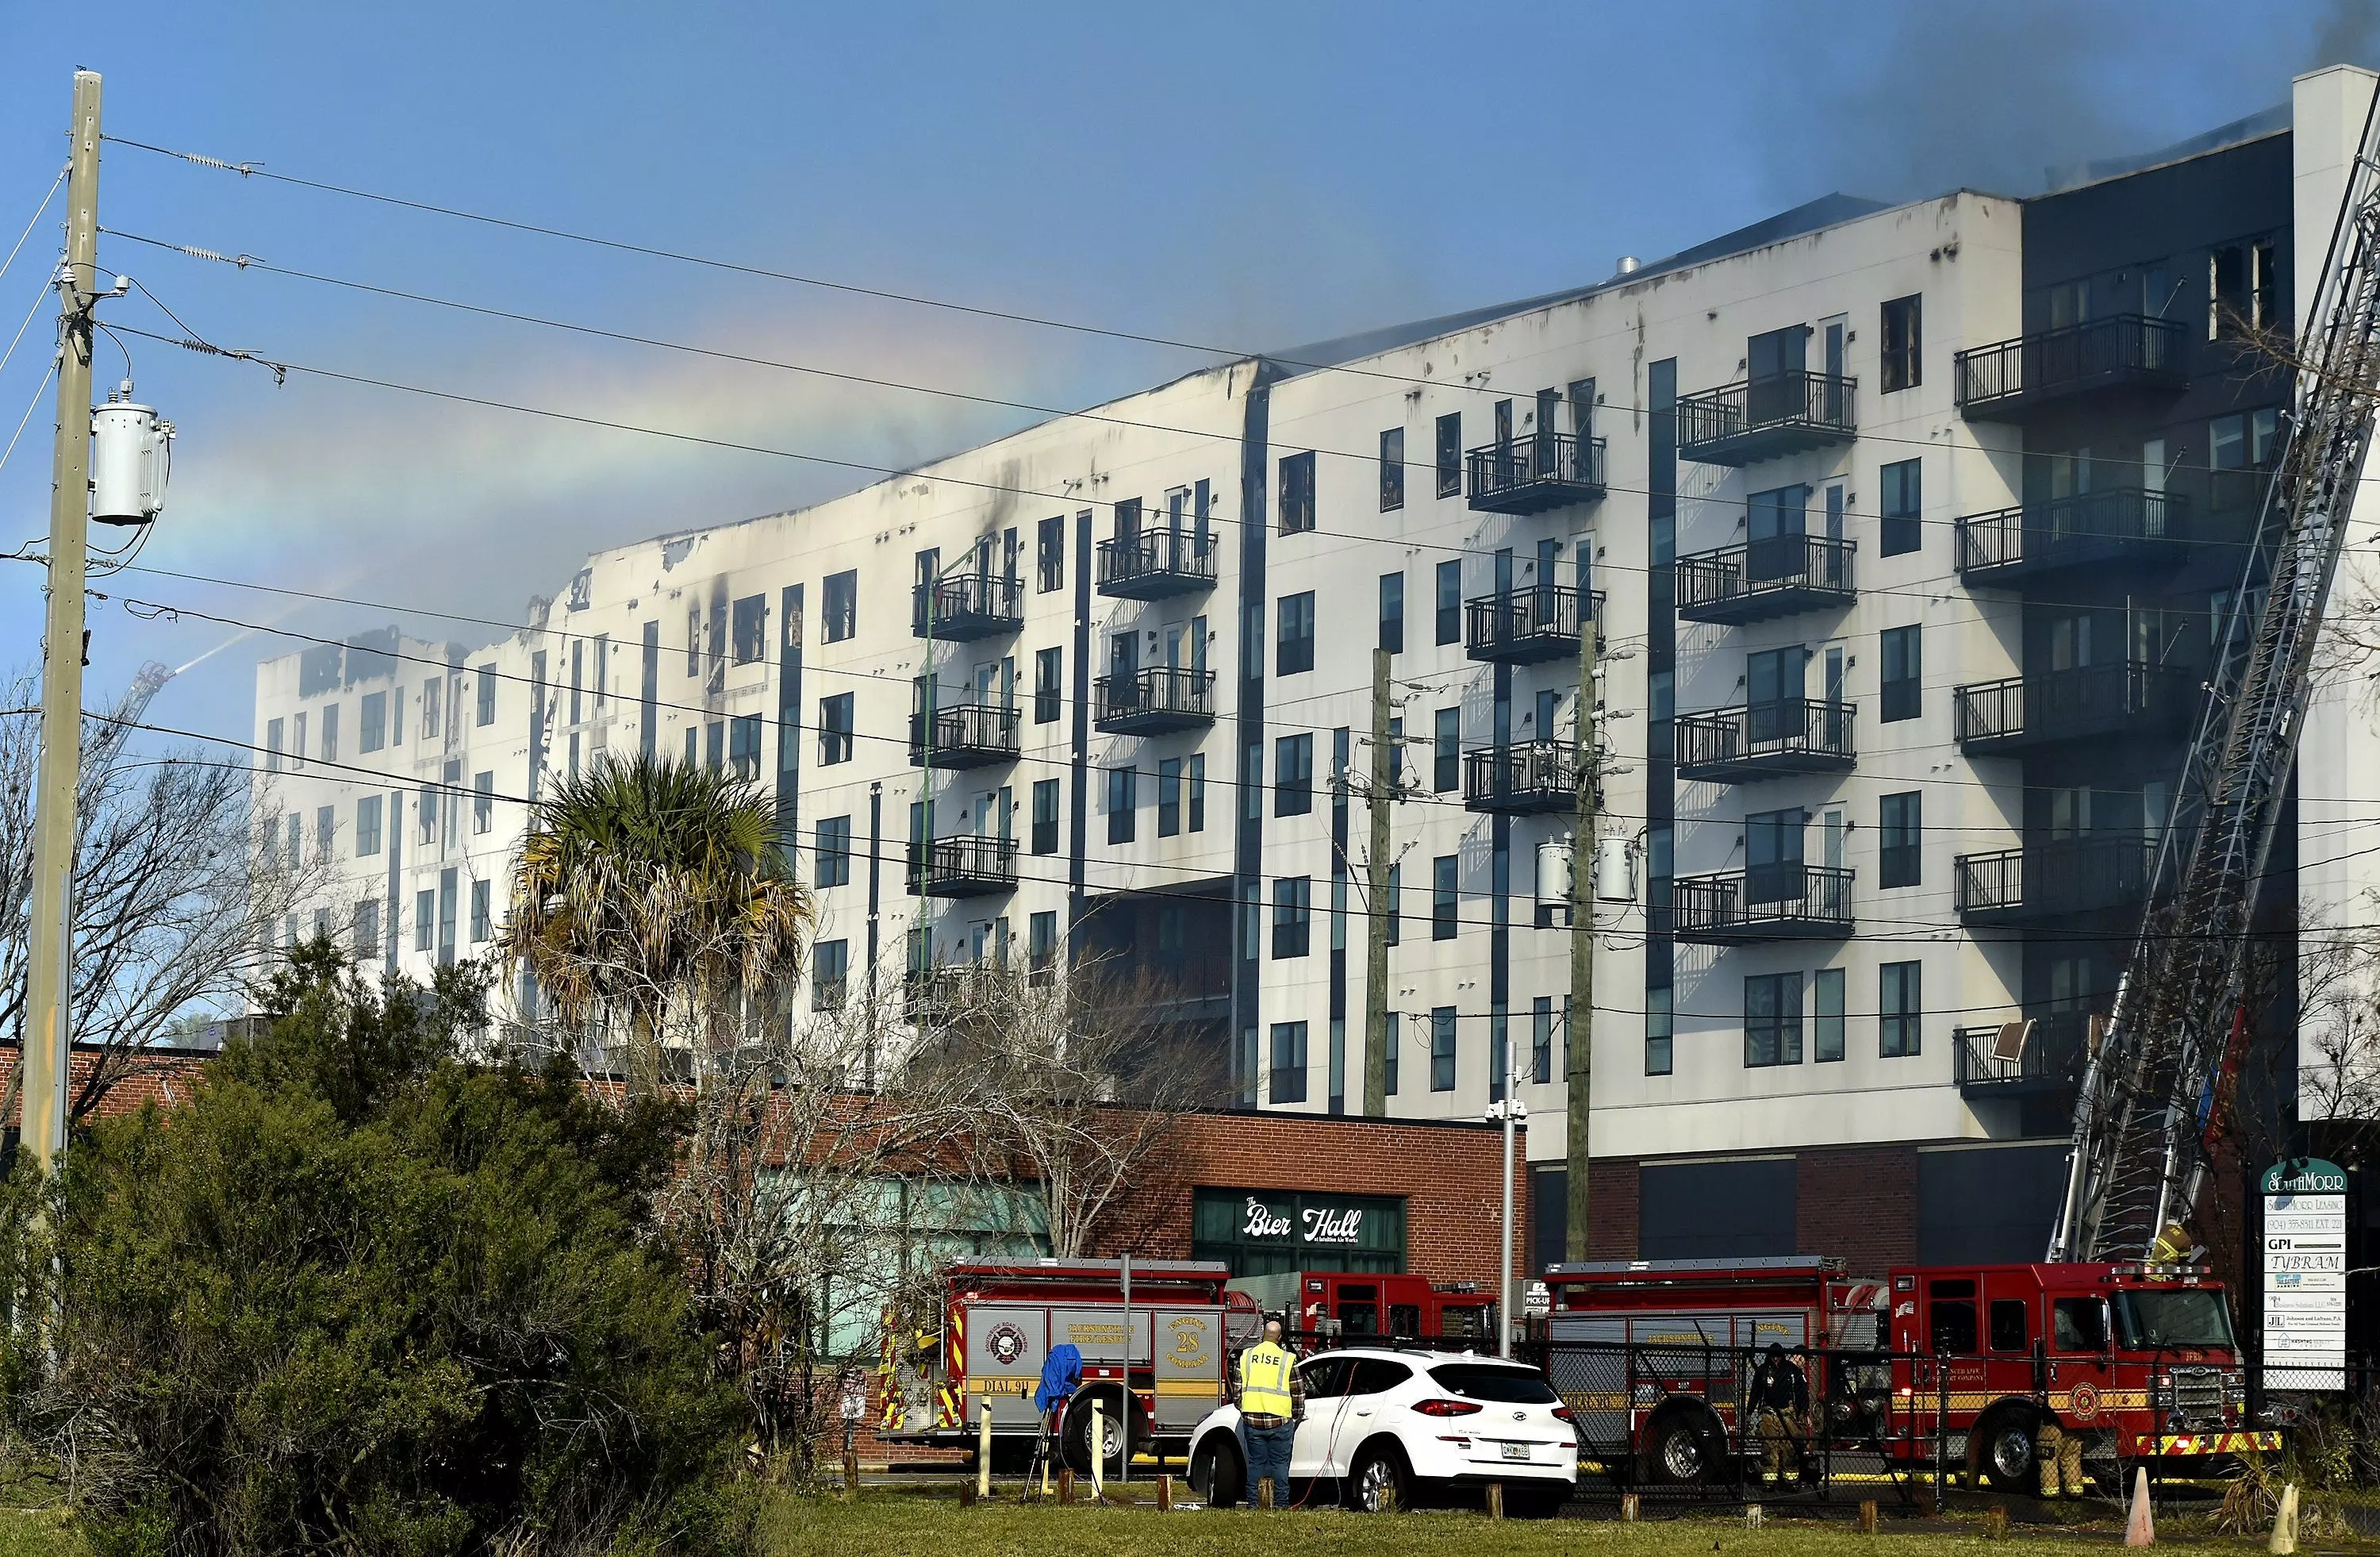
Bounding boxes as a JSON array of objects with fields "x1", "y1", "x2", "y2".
[
  {"x1": 1953, "y1": 488, "x2": 2189, "y2": 585},
  {"x1": 1092, "y1": 666, "x2": 1216, "y2": 735},
  {"x1": 1673, "y1": 699, "x2": 1856, "y2": 785},
  {"x1": 1465, "y1": 431, "x2": 1607, "y2": 515},
  {"x1": 1952, "y1": 662, "x2": 2196, "y2": 756},
  {"x1": 1096, "y1": 529, "x2": 1217, "y2": 601},
  {"x1": 1675, "y1": 534, "x2": 1857, "y2": 625},
  {"x1": 1954, "y1": 314, "x2": 2187, "y2": 421},
  {"x1": 1954, "y1": 834, "x2": 2152, "y2": 925},
  {"x1": 1463, "y1": 584, "x2": 1604, "y2": 666},
  {"x1": 911, "y1": 571, "x2": 1025, "y2": 641},
  {"x1": 1952, "y1": 1009, "x2": 2094, "y2": 1098},
  {"x1": 916, "y1": 833, "x2": 1018, "y2": 899},
  {"x1": 1676, "y1": 371, "x2": 1857, "y2": 466},
  {"x1": 1461, "y1": 741, "x2": 1579, "y2": 816},
  {"x1": 907, "y1": 700, "x2": 1021, "y2": 770},
  {"x1": 1674, "y1": 864, "x2": 1853, "y2": 944}
]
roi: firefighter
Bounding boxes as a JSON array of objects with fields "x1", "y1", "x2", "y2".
[
  {"x1": 1749, "y1": 1342, "x2": 1810, "y2": 1488},
  {"x1": 2035, "y1": 1414, "x2": 2084, "y2": 1499},
  {"x1": 1234, "y1": 1317, "x2": 1302, "y2": 1506}
]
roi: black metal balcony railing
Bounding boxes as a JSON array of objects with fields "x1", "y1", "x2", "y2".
[
  {"x1": 1954, "y1": 314, "x2": 2187, "y2": 420},
  {"x1": 912, "y1": 571, "x2": 1025, "y2": 640},
  {"x1": 1095, "y1": 529, "x2": 1217, "y2": 600},
  {"x1": 1954, "y1": 835, "x2": 2153, "y2": 924},
  {"x1": 1676, "y1": 371, "x2": 1857, "y2": 466},
  {"x1": 1953, "y1": 488, "x2": 2187, "y2": 582},
  {"x1": 1464, "y1": 432, "x2": 1608, "y2": 515},
  {"x1": 1673, "y1": 864, "x2": 1853, "y2": 942},
  {"x1": 917, "y1": 833, "x2": 1018, "y2": 899},
  {"x1": 1461, "y1": 741, "x2": 1580, "y2": 815},
  {"x1": 1672, "y1": 699, "x2": 1856, "y2": 785},
  {"x1": 1952, "y1": 1010, "x2": 2093, "y2": 1095},
  {"x1": 1462, "y1": 584, "x2": 1605, "y2": 666},
  {"x1": 906, "y1": 700, "x2": 1021, "y2": 769},
  {"x1": 1092, "y1": 666, "x2": 1217, "y2": 734},
  {"x1": 1674, "y1": 535, "x2": 1857, "y2": 625},
  {"x1": 1952, "y1": 662, "x2": 2196, "y2": 754}
]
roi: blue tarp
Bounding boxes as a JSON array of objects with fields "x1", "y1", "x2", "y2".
[{"x1": 1035, "y1": 1343, "x2": 1082, "y2": 1413}]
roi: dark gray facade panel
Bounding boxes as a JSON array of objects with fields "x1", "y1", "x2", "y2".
[
  {"x1": 1916, "y1": 1144, "x2": 2066, "y2": 1265},
  {"x1": 1639, "y1": 1159, "x2": 1796, "y2": 1260}
]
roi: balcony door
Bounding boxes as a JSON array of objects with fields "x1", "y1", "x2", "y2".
[
  {"x1": 1748, "y1": 484, "x2": 1809, "y2": 582},
  {"x1": 1747, "y1": 645, "x2": 1806, "y2": 746},
  {"x1": 1747, "y1": 325, "x2": 1806, "y2": 424},
  {"x1": 1746, "y1": 806, "x2": 1807, "y2": 905}
]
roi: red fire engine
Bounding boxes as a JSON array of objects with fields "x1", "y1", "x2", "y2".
[
  {"x1": 1227, "y1": 1269, "x2": 1498, "y2": 1345},
  {"x1": 878, "y1": 1259, "x2": 1249, "y2": 1474},
  {"x1": 1541, "y1": 1255, "x2": 2278, "y2": 1489}
]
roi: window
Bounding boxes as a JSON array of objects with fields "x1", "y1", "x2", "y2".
[
  {"x1": 1879, "y1": 458, "x2": 1921, "y2": 557},
  {"x1": 359, "y1": 691, "x2": 386, "y2": 754},
  {"x1": 1432, "y1": 707, "x2": 1459, "y2": 792},
  {"x1": 1430, "y1": 1007, "x2": 1457, "y2": 1091},
  {"x1": 705, "y1": 720, "x2": 726, "y2": 774},
  {"x1": 416, "y1": 786, "x2": 437, "y2": 846},
  {"x1": 1269, "y1": 1022, "x2": 1309, "y2": 1104},
  {"x1": 1031, "y1": 778, "x2": 1060, "y2": 855},
  {"x1": 415, "y1": 889, "x2": 436, "y2": 952},
  {"x1": 1188, "y1": 754, "x2": 1207, "y2": 832},
  {"x1": 321, "y1": 705, "x2": 340, "y2": 763},
  {"x1": 470, "y1": 879, "x2": 491, "y2": 943},
  {"x1": 2052, "y1": 1296, "x2": 2109, "y2": 1353},
  {"x1": 1037, "y1": 515, "x2": 1065, "y2": 592},
  {"x1": 1879, "y1": 790, "x2": 1921, "y2": 888},
  {"x1": 1745, "y1": 971, "x2": 1804, "y2": 1067},
  {"x1": 474, "y1": 771, "x2": 493, "y2": 835},
  {"x1": 1379, "y1": 427, "x2": 1405, "y2": 511},
  {"x1": 1377, "y1": 572, "x2": 1404, "y2": 653},
  {"x1": 1383, "y1": 1011, "x2": 1400, "y2": 1095},
  {"x1": 476, "y1": 666, "x2": 497, "y2": 726},
  {"x1": 1530, "y1": 996, "x2": 1555, "y2": 1086},
  {"x1": 1106, "y1": 766, "x2": 1136, "y2": 844},
  {"x1": 731, "y1": 594, "x2": 766, "y2": 664},
  {"x1": 685, "y1": 727, "x2": 698, "y2": 767},
  {"x1": 1273, "y1": 876, "x2": 1311, "y2": 959},
  {"x1": 2210, "y1": 408, "x2": 2280, "y2": 471},
  {"x1": 356, "y1": 795, "x2": 383, "y2": 857},
  {"x1": 1276, "y1": 592, "x2": 1315, "y2": 676},
  {"x1": 1814, "y1": 967, "x2": 1845, "y2": 1062},
  {"x1": 1028, "y1": 912, "x2": 1058, "y2": 983},
  {"x1": 1435, "y1": 412, "x2": 1461, "y2": 498},
  {"x1": 1880, "y1": 960, "x2": 1922, "y2": 1056},
  {"x1": 266, "y1": 717, "x2": 284, "y2": 772},
  {"x1": 422, "y1": 679, "x2": 442, "y2": 739},
  {"x1": 1990, "y1": 1298, "x2": 2031, "y2": 1353},
  {"x1": 1275, "y1": 734, "x2": 1313, "y2": 817},
  {"x1": 1645, "y1": 986, "x2": 1673, "y2": 1075},
  {"x1": 317, "y1": 805, "x2": 336, "y2": 856},
  {"x1": 819, "y1": 693, "x2": 854, "y2": 765},
  {"x1": 1880, "y1": 294, "x2": 1921, "y2": 391},
  {"x1": 293, "y1": 711, "x2": 307, "y2": 766},
  {"x1": 1034, "y1": 647, "x2": 1061, "y2": 723},
  {"x1": 822, "y1": 570, "x2": 858, "y2": 643},
  {"x1": 1435, "y1": 560, "x2": 1461, "y2": 645},
  {"x1": 816, "y1": 815, "x2": 851, "y2": 887},
  {"x1": 2209, "y1": 239, "x2": 2280, "y2": 338},
  {"x1": 1385, "y1": 863, "x2": 1401, "y2": 947},
  {"x1": 1158, "y1": 756, "x2": 1183, "y2": 836},
  {"x1": 812, "y1": 939, "x2": 848, "y2": 1009},
  {"x1": 1929, "y1": 1278, "x2": 1979, "y2": 1355},
  {"x1": 354, "y1": 899, "x2": 379, "y2": 958},
  {"x1": 727, "y1": 714, "x2": 762, "y2": 779},
  {"x1": 688, "y1": 609, "x2": 702, "y2": 676},
  {"x1": 1278, "y1": 451, "x2": 1316, "y2": 534},
  {"x1": 1431, "y1": 855, "x2": 1457, "y2": 940},
  {"x1": 1880, "y1": 625, "x2": 1921, "y2": 722}
]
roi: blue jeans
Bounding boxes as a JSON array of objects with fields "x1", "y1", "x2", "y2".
[{"x1": 1238, "y1": 1418, "x2": 1295, "y2": 1503}]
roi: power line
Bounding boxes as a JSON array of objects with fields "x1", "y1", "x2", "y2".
[{"x1": 0, "y1": 164, "x2": 64, "y2": 290}]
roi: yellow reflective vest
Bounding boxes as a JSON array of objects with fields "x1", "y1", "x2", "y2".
[{"x1": 1238, "y1": 1341, "x2": 1295, "y2": 1419}]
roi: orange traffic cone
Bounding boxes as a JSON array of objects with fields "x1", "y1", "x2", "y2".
[{"x1": 2124, "y1": 1467, "x2": 2155, "y2": 1547}]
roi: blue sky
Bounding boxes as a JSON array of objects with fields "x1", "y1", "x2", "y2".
[{"x1": 0, "y1": 0, "x2": 2370, "y2": 748}]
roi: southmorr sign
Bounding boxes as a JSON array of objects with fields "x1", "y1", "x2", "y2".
[{"x1": 2260, "y1": 1158, "x2": 2347, "y2": 1392}]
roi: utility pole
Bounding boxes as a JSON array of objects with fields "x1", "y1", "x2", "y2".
[
  {"x1": 1361, "y1": 647, "x2": 1392, "y2": 1117},
  {"x1": 1564, "y1": 593, "x2": 1598, "y2": 1261},
  {"x1": 20, "y1": 71, "x2": 102, "y2": 1177}
]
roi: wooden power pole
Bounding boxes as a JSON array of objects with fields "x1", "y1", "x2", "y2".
[
  {"x1": 1361, "y1": 648, "x2": 1392, "y2": 1117},
  {"x1": 1564, "y1": 596, "x2": 1598, "y2": 1260},
  {"x1": 20, "y1": 70, "x2": 102, "y2": 1176}
]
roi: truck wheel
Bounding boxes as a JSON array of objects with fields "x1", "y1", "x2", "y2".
[
  {"x1": 1347, "y1": 1441, "x2": 1414, "y2": 1513},
  {"x1": 1061, "y1": 1390, "x2": 1130, "y2": 1478},
  {"x1": 1974, "y1": 1405, "x2": 2037, "y2": 1493},
  {"x1": 1192, "y1": 1433, "x2": 1244, "y2": 1508},
  {"x1": 1647, "y1": 1405, "x2": 1726, "y2": 1485}
]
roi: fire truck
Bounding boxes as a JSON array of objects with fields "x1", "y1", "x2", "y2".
[
  {"x1": 1541, "y1": 1255, "x2": 2277, "y2": 1490},
  {"x1": 878, "y1": 1259, "x2": 1249, "y2": 1475},
  {"x1": 1227, "y1": 1269, "x2": 1498, "y2": 1345}
]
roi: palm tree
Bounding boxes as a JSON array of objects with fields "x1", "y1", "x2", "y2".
[{"x1": 504, "y1": 752, "x2": 809, "y2": 1090}]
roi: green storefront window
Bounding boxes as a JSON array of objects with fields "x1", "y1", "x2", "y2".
[{"x1": 1191, "y1": 1187, "x2": 1407, "y2": 1278}]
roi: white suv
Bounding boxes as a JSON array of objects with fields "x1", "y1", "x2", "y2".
[{"x1": 1186, "y1": 1347, "x2": 1577, "y2": 1515}]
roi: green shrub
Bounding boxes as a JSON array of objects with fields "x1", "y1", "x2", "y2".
[{"x1": 1, "y1": 941, "x2": 750, "y2": 1556}]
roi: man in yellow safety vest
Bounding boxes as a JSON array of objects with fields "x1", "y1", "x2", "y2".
[{"x1": 1234, "y1": 1317, "x2": 1301, "y2": 1505}]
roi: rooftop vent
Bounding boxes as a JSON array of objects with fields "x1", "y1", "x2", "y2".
[{"x1": 1615, "y1": 256, "x2": 1641, "y2": 276}]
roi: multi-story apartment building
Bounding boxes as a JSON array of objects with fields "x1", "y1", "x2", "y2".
[{"x1": 253, "y1": 66, "x2": 2378, "y2": 1273}]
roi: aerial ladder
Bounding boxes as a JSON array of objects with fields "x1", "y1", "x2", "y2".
[{"x1": 2050, "y1": 89, "x2": 2380, "y2": 1264}]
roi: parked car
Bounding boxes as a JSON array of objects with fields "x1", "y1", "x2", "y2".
[{"x1": 1186, "y1": 1347, "x2": 1577, "y2": 1514}]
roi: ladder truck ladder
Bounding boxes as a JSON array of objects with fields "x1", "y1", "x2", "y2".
[{"x1": 2049, "y1": 90, "x2": 2380, "y2": 1264}]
